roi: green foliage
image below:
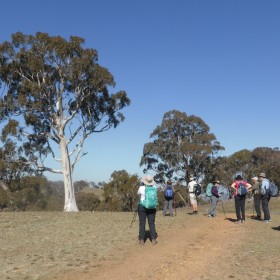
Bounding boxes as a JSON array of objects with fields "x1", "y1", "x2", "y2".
[
  {"x1": 76, "y1": 192, "x2": 100, "y2": 211},
  {"x1": 140, "y1": 110, "x2": 224, "y2": 183},
  {"x1": 100, "y1": 170, "x2": 139, "y2": 211},
  {"x1": 0, "y1": 32, "x2": 130, "y2": 211}
]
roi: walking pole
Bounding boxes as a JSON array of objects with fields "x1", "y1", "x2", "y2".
[
  {"x1": 130, "y1": 204, "x2": 139, "y2": 228},
  {"x1": 176, "y1": 191, "x2": 188, "y2": 205}
]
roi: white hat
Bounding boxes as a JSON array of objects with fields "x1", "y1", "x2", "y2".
[
  {"x1": 189, "y1": 177, "x2": 195, "y2": 181},
  {"x1": 141, "y1": 175, "x2": 155, "y2": 185}
]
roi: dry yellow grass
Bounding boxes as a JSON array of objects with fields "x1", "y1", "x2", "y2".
[{"x1": 1, "y1": 198, "x2": 280, "y2": 280}]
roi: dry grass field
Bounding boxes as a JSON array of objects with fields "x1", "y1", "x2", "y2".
[{"x1": 1, "y1": 198, "x2": 280, "y2": 280}]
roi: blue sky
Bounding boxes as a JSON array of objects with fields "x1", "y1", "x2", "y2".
[{"x1": 0, "y1": 0, "x2": 279, "y2": 183}]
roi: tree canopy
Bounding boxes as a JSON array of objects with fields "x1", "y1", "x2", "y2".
[
  {"x1": 140, "y1": 110, "x2": 224, "y2": 183},
  {"x1": 0, "y1": 32, "x2": 130, "y2": 211}
]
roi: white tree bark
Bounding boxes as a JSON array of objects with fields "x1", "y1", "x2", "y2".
[{"x1": 60, "y1": 136, "x2": 79, "y2": 212}]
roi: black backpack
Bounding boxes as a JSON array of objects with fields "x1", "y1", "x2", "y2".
[{"x1": 194, "y1": 184, "x2": 202, "y2": 196}]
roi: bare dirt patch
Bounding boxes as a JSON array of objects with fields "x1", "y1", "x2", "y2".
[{"x1": 1, "y1": 198, "x2": 280, "y2": 280}]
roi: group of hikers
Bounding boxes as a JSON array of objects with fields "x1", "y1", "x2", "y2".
[{"x1": 136, "y1": 172, "x2": 276, "y2": 245}]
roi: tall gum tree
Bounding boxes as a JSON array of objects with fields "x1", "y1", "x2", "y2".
[
  {"x1": 140, "y1": 110, "x2": 224, "y2": 183},
  {"x1": 0, "y1": 32, "x2": 130, "y2": 211}
]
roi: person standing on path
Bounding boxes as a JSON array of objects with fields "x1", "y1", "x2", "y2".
[
  {"x1": 258, "y1": 172, "x2": 272, "y2": 223},
  {"x1": 251, "y1": 176, "x2": 262, "y2": 220},
  {"x1": 163, "y1": 180, "x2": 176, "y2": 216},
  {"x1": 207, "y1": 180, "x2": 221, "y2": 218},
  {"x1": 137, "y1": 175, "x2": 158, "y2": 245},
  {"x1": 230, "y1": 175, "x2": 252, "y2": 224},
  {"x1": 187, "y1": 176, "x2": 198, "y2": 214}
]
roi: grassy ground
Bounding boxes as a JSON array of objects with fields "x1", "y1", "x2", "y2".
[{"x1": 1, "y1": 197, "x2": 280, "y2": 280}]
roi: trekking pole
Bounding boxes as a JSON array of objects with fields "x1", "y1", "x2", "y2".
[
  {"x1": 176, "y1": 191, "x2": 188, "y2": 205},
  {"x1": 130, "y1": 205, "x2": 139, "y2": 228}
]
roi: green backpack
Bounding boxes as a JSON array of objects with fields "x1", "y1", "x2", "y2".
[
  {"x1": 206, "y1": 183, "x2": 213, "y2": 197},
  {"x1": 140, "y1": 186, "x2": 158, "y2": 209}
]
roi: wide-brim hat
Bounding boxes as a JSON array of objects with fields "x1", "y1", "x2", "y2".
[
  {"x1": 189, "y1": 177, "x2": 195, "y2": 181},
  {"x1": 141, "y1": 175, "x2": 155, "y2": 185},
  {"x1": 251, "y1": 176, "x2": 258, "y2": 181},
  {"x1": 258, "y1": 173, "x2": 266, "y2": 178}
]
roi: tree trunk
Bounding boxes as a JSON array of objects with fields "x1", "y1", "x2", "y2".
[{"x1": 60, "y1": 137, "x2": 79, "y2": 212}]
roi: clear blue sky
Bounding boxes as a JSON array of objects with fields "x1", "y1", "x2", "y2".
[{"x1": 1, "y1": 0, "x2": 279, "y2": 183}]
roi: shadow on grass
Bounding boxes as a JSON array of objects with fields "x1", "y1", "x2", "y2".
[
  {"x1": 226, "y1": 218, "x2": 237, "y2": 223},
  {"x1": 271, "y1": 226, "x2": 280, "y2": 231}
]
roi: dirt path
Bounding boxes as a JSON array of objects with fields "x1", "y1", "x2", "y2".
[{"x1": 58, "y1": 201, "x2": 280, "y2": 280}]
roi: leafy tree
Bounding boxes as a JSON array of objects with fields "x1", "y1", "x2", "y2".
[
  {"x1": 101, "y1": 170, "x2": 139, "y2": 211},
  {"x1": 140, "y1": 110, "x2": 224, "y2": 183},
  {"x1": 0, "y1": 32, "x2": 130, "y2": 211}
]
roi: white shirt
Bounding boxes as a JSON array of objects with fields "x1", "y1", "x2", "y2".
[{"x1": 187, "y1": 180, "x2": 197, "y2": 193}]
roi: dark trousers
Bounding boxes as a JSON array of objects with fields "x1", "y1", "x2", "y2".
[
  {"x1": 235, "y1": 195, "x2": 246, "y2": 221},
  {"x1": 138, "y1": 204, "x2": 157, "y2": 240},
  {"x1": 261, "y1": 194, "x2": 271, "y2": 220},
  {"x1": 253, "y1": 194, "x2": 262, "y2": 217}
]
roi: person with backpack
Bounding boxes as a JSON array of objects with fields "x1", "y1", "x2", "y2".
[
  {"x1": 163, "y1": 180, "x2": 175, "y2": 217},
  {"x1": 230, "y1": 175, "x2": 252, "y2": 224},
  {"x1": 258, "y1": 172, "x2": 271, "y2": 223},
  {"x1": 207, "y1": 180, "x2": 221, "y2": 218},
  {"x1": 251, "y1": 176, "x2": 262, "y2": 220},
  {"x1": 137, "y1": 175, "x2": 158, "y2": 245},
  {"x1": 187, "y1": 176, "x2": 198, "y2": 214}
]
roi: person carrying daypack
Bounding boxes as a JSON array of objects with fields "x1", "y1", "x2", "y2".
[
  {"x1": 251, "y1": 176, "x2": 262, "y2": 220},
  {"x1": 230, "y1": 175, "x2": 252, "y2": 224},
  {"x1": 187, "y1": 176, "x2": 198, "y2": 214},
  {"x1": 163, "y1": 180, "x2": 175, "y2": 217},
  {"x1": 137, "y1": 175, "x2": 158, "y2": 245},
  {"x1": 258, "y1": 172, "x2": 273, "y2": 223},
  {"x1": 207, "y1": 180, "x2": 221, "y2": 218}
]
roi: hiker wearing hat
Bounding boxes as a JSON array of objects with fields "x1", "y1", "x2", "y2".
[
  {"x1": 207, "y1": 180, "x2": 221, "y2": 218},
  {"x1": 187, "y1": 176, "x2": 198, "y2": 214},
  {"x1": 258, "y1": 173, "x2": 271, "y2": 223},
  {"x1": 137, "y1": 175, "x2": 158, "y2": 245},
  {"x1": 163, "y1": 180, "x2": 176, "y2": 217},
  {"x1": 230, "y1": 175, "x2": 252, "y2": 224},
  {"x1": 251, "y1": 176, "x2": 261, "y2": 220}
]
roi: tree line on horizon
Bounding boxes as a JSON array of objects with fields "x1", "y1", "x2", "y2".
[
  {"x1": 0, "y1": 32, "x2": 279, "y2": 212},
  {"x1": 0, "y1": 146, "x2": 279, "y2": 212}
]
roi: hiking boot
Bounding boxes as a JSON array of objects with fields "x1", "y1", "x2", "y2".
[
  {"x1": 264, "y1": 220, "x2": 272, "y2": 223},
  {"x1": 235, "y1": 220, "x2": 241, "y2": 224},
  {"x1": 151, "y1": 239, "x2": 158, "y2": 245},
  {"x1": 207, "y1": 214, "x2": 214, "y2": 218},
  {"x1": 193, "y1": 211, "x2": 198, "y2": 214},
  {"x1": 139, "y1": 239, "x2": 144, "y2": 245},
  {"x1": 241, "y1": 220, "x2": 245, "y2": 224}
]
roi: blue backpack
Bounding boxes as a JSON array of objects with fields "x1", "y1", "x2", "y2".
[
  {"x1": 140, "y1": 186, "x2": 158, "y2": 209},
  {"x1": 236, "y1": 182, "x2": 247, "y2": 196},
  {"x1": 267, "y1": 181, "x2": 278, "y2": 197},
  {"x1": 165, "y1": 185, "x2": 173, "y2": 199}
]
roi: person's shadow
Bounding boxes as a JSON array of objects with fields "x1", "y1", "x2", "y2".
[
  {"x1": 144, "y1": 230, "x2": 158, "y2": 243},
  {"x1": 271, "y1": 226, "x2": 280, "y2": 231},
  {"x1": 226, "y1": 218, "x2": 237, "y2": 223}
]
